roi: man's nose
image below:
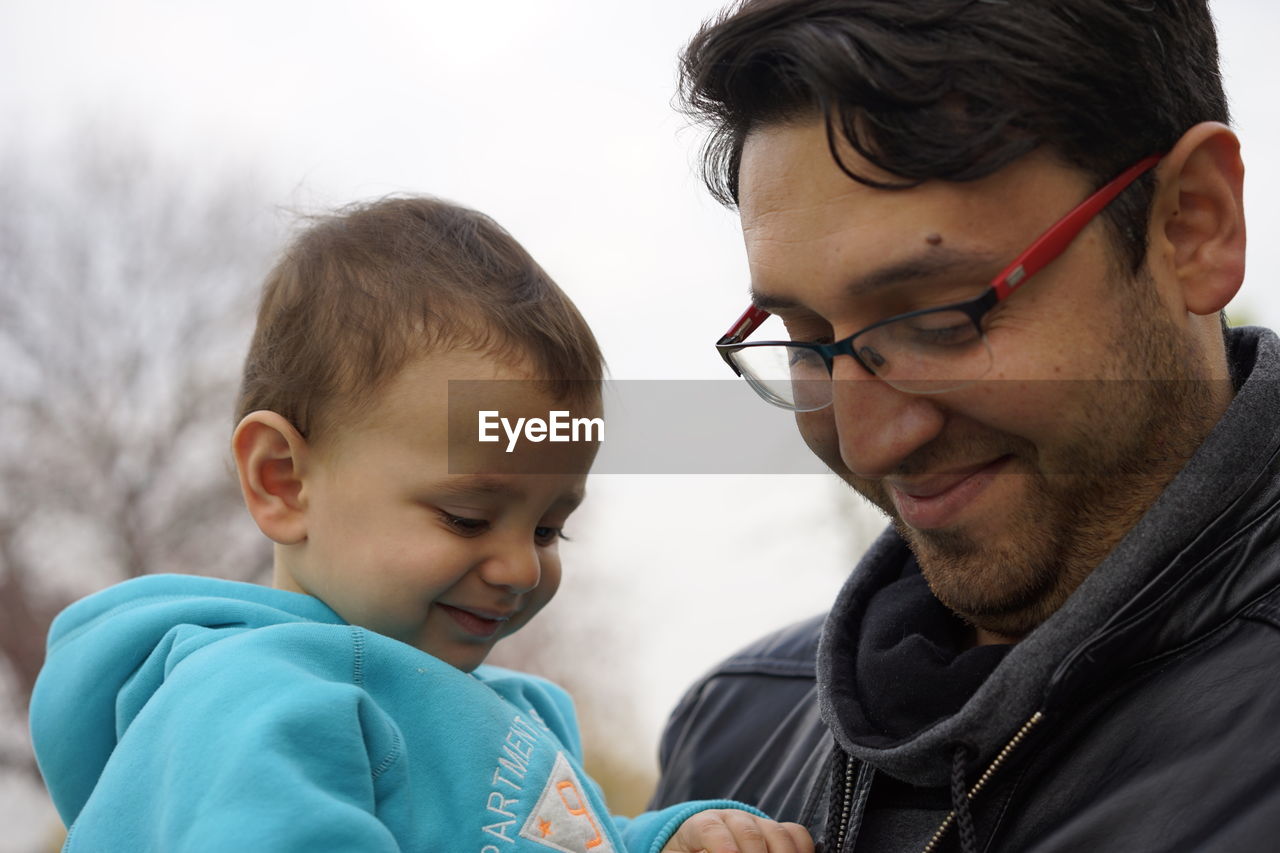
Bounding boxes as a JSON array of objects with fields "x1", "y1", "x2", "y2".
[
  {"x1": 829, "y1": 355, "x2": 945, "y2": 480},
  {"x1": 477, "y1": 539, "x2": 542, "y2": 595}
]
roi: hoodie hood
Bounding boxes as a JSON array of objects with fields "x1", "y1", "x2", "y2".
[
  {"x1": 818, "y1": 325, "x2": 1280, "y2": 787},
  {"x1": 30, "y1": 574, "x2": 343, "y2": 825}
]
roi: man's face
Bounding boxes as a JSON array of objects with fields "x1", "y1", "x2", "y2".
[{"x1": 738, "y1": 119, "x2": 1222, "y2": 640}]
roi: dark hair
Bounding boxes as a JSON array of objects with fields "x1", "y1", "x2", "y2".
[
  {"x1": 237, "y1": 196, "x2": 604, "y2": 441},
  {"x1": 679, "y1": 0, "x2": 1229, "y2": 271}
]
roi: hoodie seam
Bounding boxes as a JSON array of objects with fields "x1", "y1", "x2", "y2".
[
  {"x1": 369, "y1": 729, "x2": 404, "y2": 781},
  {"x1": 346, "y1": 626, "x2": 402, "y2": 782},
  {"x1": 351, "y1": 627, "x2": 365, "y2": 687}
]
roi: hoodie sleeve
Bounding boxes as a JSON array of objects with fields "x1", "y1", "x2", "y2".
[
  {"x1": 482, "y1": 666, "x2": 770, "y2": 853},
  {"x1": 62, "y1": 623, "x2": 407, "y2": 853}
]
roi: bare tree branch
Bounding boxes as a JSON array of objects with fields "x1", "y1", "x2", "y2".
[{"x1": 0, "y1": 132, "x2": 281, "y2": 742}]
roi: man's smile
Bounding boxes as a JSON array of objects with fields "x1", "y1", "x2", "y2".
[{"x1": 887, "y1": 455, "x2": 1013, "y2": 529}]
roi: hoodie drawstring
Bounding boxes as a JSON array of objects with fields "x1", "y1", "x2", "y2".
[
  {"x1": 924, "y1": 711, "x2": 1046, "y2": 853},
  {"x1": 950, "y1": 744, "x2": 977, "y2": 853},
  {"x1": 823, "y1": 712, "x2": 1046, "y2": 853}
]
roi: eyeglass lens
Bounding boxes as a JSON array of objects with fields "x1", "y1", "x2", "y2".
[{"x1": 731, "y1": 308, "x2": 993, "y2": 410}]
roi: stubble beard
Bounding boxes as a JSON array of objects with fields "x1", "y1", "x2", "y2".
[{"x1": 847, "y1": 289, "x2": 1225, "y2": 639}]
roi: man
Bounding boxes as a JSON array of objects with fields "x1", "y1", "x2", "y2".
[{"x1": 650, "y1": 1, "x2": 1280, "y2": 851}]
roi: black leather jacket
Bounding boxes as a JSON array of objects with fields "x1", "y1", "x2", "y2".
[{"x1": 650, "y1": 327, "x2": 1280, "y2": 852}]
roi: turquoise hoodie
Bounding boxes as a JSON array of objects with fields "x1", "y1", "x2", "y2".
[{"x1": 31, "y1": 574, "x2": 760, "y2": 852}]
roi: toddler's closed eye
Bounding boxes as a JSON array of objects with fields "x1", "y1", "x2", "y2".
[
  {"x1": 440, "y1": 512, "x2": 489, "y2": 536},
  {"x1": 534, "y1": 527, "x2": 567, "y2": 546}
]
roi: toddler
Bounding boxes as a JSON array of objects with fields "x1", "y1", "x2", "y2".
[{"x1": 30, "y1": 197, "x2": 812, "y2": 853}]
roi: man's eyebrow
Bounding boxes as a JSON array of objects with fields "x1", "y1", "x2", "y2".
[{"x1": 752, "y1": 247, "x2": 1001, "y2": 311}]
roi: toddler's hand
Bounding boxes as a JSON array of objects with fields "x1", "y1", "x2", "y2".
[{"x1": 663, "y1": 808, "x2": 814, "y2": 853}]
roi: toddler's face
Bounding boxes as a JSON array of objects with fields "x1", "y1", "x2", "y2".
[{"x1": 276, "y1": 349, "x2": 597, "y2": 671}]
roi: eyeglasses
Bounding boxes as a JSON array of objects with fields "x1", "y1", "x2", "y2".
[{"x1": 715, "y1": 154, "x2": 1164, "y2": 412}]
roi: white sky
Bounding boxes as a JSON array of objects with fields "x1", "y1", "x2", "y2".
[{"x1": 3, "y1": 0, "x2": 1277, "y2": 846}]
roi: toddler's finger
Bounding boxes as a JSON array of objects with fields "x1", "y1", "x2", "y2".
[
  {"x1": 749, "y1": 819, "x2": 796, "y2": 853},
  {"x1": 721, "y1": 809, "x2": 771, "y2": 853},
  {"x1": 677, "y1": 810, "x2": 739, "y2": 853},
  {"x1": 778, "y1": 821, "x2": 815, "y2": 853}
]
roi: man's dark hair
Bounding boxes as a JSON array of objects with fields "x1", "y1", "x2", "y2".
[{"x1": 680, "y1": 0, "x2": 1229, "y2": 272}]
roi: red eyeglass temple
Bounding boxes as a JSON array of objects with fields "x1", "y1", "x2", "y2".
[
  {"x1": 990, "y1": 153, "x2": 1162, "y2": 300},
  {"x1": 718, "y1": 305, "x2": 771, "y2": 346}
]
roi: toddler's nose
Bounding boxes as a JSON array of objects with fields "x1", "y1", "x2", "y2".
[{"x1": 477, "y1": 541, "x2": 541, "y2": 595}]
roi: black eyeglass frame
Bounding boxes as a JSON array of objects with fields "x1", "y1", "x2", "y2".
[
  {"x1": 715, "y1": 153, "x2": 1164, "y2": 402},
  {"x1": 718, "y1": 289, "x2": 999, "y2": 382}
]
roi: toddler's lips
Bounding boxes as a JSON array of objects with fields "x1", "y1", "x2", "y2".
[{"x1": 438, "y1": 604, "x2": 513, "y2": 638}]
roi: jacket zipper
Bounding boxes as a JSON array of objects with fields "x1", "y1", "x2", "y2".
[
  {"x1": 831, "y1": 750, "x2": 858, "y2": 852},
  {"x1": 921, "y1": 711, "x2": 1045, "y2": 853}
]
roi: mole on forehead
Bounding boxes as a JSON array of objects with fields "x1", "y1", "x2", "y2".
[{"x1": 926, "y1": 232, "x2": 944, "y2": 246}]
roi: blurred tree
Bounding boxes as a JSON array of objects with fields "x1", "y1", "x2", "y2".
[{"x1": 0, "y1": 132, "x2": 278, "y2": 783}]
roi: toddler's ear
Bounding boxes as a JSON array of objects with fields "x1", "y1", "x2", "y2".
[{"x1": 232, "y1": 411, "x2": 310, "y2": 545}]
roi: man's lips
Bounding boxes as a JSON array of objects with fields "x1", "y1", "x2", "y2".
[
  {"x1": 887, "y1": 456, "x2": 1013, "y2": 529},
  {"x1": 438, "y1": 604, "x2": 516, "y2": 638}
]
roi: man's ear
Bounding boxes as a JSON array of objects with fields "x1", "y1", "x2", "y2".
[
  {"x1": 232, "y1": 411, "x2": 311, "y2": 545},
  {"x1": 1149, "y1": 121, "x2": 1245, "y2": 316}
]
